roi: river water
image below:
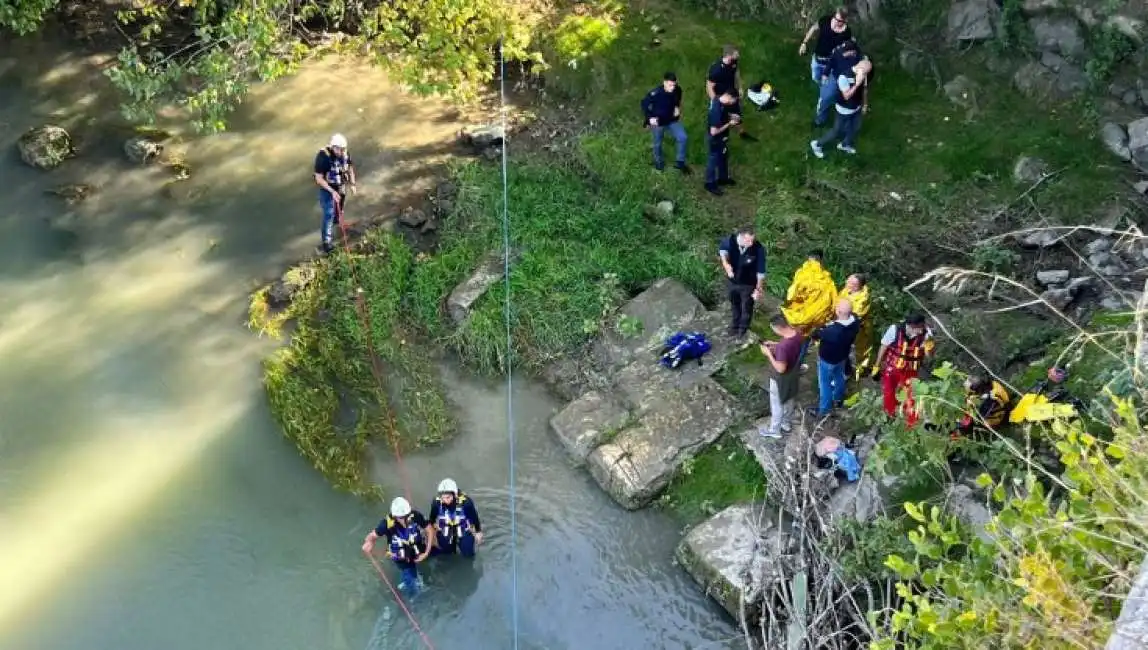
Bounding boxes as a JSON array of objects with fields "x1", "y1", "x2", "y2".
[{"x1": 0, "y1": 35, "x2": 738, "y2": 650}]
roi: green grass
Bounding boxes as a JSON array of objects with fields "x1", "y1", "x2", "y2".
[
  {"x1": 406, "y1": 2, "x2": 1123, "y2": 376},
  {"x1": 660, "y1": 435, "x2": 768, "y2": 523},
  {"x1": 251, "y1": 231, "x2": 456, "y2": 499}
]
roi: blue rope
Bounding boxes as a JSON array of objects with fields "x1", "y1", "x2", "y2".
[{"x1": 497, "y1": 37, "x2": 520, "y2": 650}]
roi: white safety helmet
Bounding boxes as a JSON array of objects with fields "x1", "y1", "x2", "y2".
[
  {"x1": 437, "y1": 478, "x2": 458, "y2": 495},
  {"x1": 329, "y1": 133, "x2": 348, "y2": 149},
  {"x1": 390, "y1": 496, "x2": 412, "y2": 518}
]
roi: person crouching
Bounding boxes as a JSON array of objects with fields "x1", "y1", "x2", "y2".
[
  {"x1": 954, "y1": 375, "x2": 1011, "y2": 440},
  {"x1": 429, "y1": 478, "x2": 483, "y2": 558}
]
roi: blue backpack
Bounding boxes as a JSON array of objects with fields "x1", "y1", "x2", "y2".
[{"x1": 660, "y1": 332, "x2": 712, "y2": 369}]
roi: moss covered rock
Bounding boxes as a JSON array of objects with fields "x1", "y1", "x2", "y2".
[{"x1": 17, "y1": 125, "x2": 75, "y2": 170}]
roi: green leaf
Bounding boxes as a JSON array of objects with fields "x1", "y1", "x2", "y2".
[
  {"x1": 975, "y1": 472, "x2": 994, "y2": 488},
  {"x1": 885, "y1": 554, "x2": 918, "y2": 579},
  {"x1": 905, "y1": 501, "x2": 927, "y2": 523}
]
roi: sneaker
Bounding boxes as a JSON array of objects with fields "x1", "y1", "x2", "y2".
[
  {"x1": 676, "y1": 161, "x2": 692, "y2": 175},
  {"x1": 780, "y1": 423, "x2": 793, "y2": 433},
  {"x1": 758, "y1": 427, "x2": 782, "y2": 439},
  {"x1": 717, "y1": 178, "x2": 737, "y2": 187},
  {"x1": 654, "y1": 161, "x2": 665, "y2": 171},
  {"x1": 837, "y1": 143, "x2": 857, "y2": 155},
  {"x1": 705, "y1": 183, "x2": 723, "y2": 196},
  {"x1": 800, "y1": 363, "x2": 809, "y2": 372},
  {"x1": 809, "y1": 140, "x2": 825, "y2": 159}
]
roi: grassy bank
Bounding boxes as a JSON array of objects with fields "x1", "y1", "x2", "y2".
[
  {"x1": 401, "y1": 3, "x2": 1124, "y2": 514},
  {"x1": 251, "y1": 231, "x2": 456, "y2": 499}
]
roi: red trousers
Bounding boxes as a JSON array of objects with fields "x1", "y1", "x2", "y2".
[{"x1": 882, "y1": 367, "x2": 920, "y2": 427}]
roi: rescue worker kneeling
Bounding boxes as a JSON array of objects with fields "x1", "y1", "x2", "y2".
[
  {"x1": 429, "y1": 478, "x2": 483, "y2": 558},
  {"x1": 362, "y1": 496, "x2": 432, "y2": 592},
  {"x1": 954, "y1": 375, "x2": 1011, "y2": 440}
]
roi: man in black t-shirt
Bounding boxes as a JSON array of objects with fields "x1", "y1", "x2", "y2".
[
  {"x1": 313, "y1": 133, "x2": 357, "y2": 254},
  {"x1": 718, "y1": 226, "x2": 767, "y2": 338},
  {"x1": 706, "y1": 44, "x2": 756, "y2": 142},
  {"x1": 798, "y1": 7, "x2": 854, "y2": 127}
]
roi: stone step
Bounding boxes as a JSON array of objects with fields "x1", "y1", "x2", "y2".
[
  {"x1": 548, "y1": 390, "x2": 631, "y2": 464},
  {"x1": 587, "y1": 378, "x2": 735, "y2": 510},
  {"x1": 675, "y1": 502, "x2": 794, "y2": 622},
  {"x1": 590, "y1": 278, "x2": 705, "y2": 372}
]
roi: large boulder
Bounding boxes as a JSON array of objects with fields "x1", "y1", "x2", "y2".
[
  {"x1": 590, "y1": 278, "x2": 705, "y2": 371},
  {"x1": 17, "y1": 125, "x2": 75, "y2": 170},
  {"x1": 1013, "y1": 53, "x2": 1088, "y2": 100},
  {"x1": 549, "y1": 390, "x2": 631, "y2": 463},
  {"x1": 675, "y1": 503, "x2": 793, "y2": 621},
  {"x1": 1128, "y1": 117, "x2": 1148, "y2": 169},
  {"x1": 948, "y1": 0, "x2": 1000, "y2": 42},
  {"x1": 447, "y1": 256, "x2": 504, "y2": 324},
  {"x1": 587, "y1": 378, "x2": 735, "y2": 509},
  {"x1": 1029, "y1": 15, "x2": 1087, "y2": 59},
  {"x1": 1101, "y1": 122, "x2": 1132, "y2": 161},
  {"x1": 1107, "y1": 557, "x2": 1148, "y2": 650},
  {"x1": 825, "y1": 475, "x2": 884, "y2": 525},
  {"x1": 945, "y1": 484, "x2": 993, "y2": 543}
]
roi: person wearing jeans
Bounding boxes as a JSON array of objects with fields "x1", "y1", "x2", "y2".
[
  {"x1": 640, "y1": 72, "x2": 691, "y2": 174},
  {"x1": 811, "y1": 47, "x2": 869, "y2": 158},
  {"x1": 759, "y1": 314, "x2": 804, "y2": 438},
  {"x1": 798, "y1": 7, "x2": 853, "y2": 127},
  {"x1": 314, "y1": 133, "x2": 357, "y2": 253},
  {"x1": 810, "y1": 299, "x2": 860, "y2": 416}
]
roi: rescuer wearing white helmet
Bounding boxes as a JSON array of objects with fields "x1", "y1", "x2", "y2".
[
  {"x1": 313, "y1": 132, "x2": 358, "y2": 254},
  {"x1": 362, "y1": 495, "x2": 432, "y2": 592},
  {"x1": 428, "y1": 477, "x2": 483, "y2": 558}
]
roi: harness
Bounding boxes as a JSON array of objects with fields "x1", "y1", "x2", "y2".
[
  {"x1": 434, "y1": 494, "x2": 471, "y2": 545},
  {"x1": 887, "y1": 324, "x2": 931, "y2": 372},
  {"x1": 319, "y1": 147, "x2": 351, "y2": 189},
  {"x1": 385, "y1": 515, "x2": 425, "y2": 561}
]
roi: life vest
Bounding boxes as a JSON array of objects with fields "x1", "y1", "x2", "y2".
[
  {"x1": 385, "y1": 515, "x2": 426, "y2": 561},
  {"x1": 660, "y1": 332, "x2": 711, "y2": 369},
  {"x1": 886, "y1": 323, "x2": 934, "y2": 373},
  {"x1": 319, "y1": 147, "x2": 351, "y2": 188},
  {"x1": 433, "y1": 493, "x2": 471, "y2": 544}
]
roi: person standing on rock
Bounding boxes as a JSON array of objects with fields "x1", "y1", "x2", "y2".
[
  {"x1": 705, "y1": 90, "x2": 739, "y2": 195},
  {"x1": 872, "y1": 313, "x2": 936, "y2": 425},
  {"x1": 314, "y1": 133, "x2": 357, "y2": 254},
  {"x1": 838, "y1": 273, "x2": 873, "y2": 379},
  {"x1": 718, "y1": 226, "x2": 766, "y2": 338},
  {"x1": 798, "y1": 6, "x2": 853, "y2": 128},
  {"x1": 428, "y1": 478, "x2": 483, "y2": 558},
  {"x1": 362, "y1": 496, "x2": 432, "y2": 593},
  {"x1": 759, "y1": 314, "x2": 804, "y2": 439},
  {"x1": 809, "y1": 298, "x2": 860, "y2": 417},
  {"x1": 641, "y1": 72, "x2": 691, "y2": 174},
  {"x1": 706, "y1": 44, "x2": 756, "y2": 142}
]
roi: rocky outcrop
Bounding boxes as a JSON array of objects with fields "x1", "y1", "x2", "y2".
[
  {"x1": 18, "y1": 125, "x2": 75, "y2": 170},
  {"x1": 1013, "y1": 52, "x2": 1088, "y2": 100},
  {"x1": 1028, "y1": 14, "x2": 1086, "y2": 59},
  {"x1": 447, "y1": 256, "x2": 505, "y2": 324},
  {"x1": 945, "y1": 484, "x2": 993, "y2": 543},
  {"x1": 948, "y1": 0, "x2": 1000, "y2": 42},
  {"x1": 1101, "y1": 122, "x2": 1132, "y2": 162},
  {"x1": 675, "y1": 503, "x2": 793, "y2": 621},
  {"x1": 549, "y1": 390, "x2": 630, "y2": 463},
  {"x1": 548, "y1": 278, "x2": 762, "y2": 509},
  {"x1": 1128, "y1": 117, "x2": 1148, "y2": 169},
  {"x1": 588, "y1": 377, "x2": 736, "y2": 509}
]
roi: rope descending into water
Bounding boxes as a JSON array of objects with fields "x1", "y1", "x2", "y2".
[
  {"x1": 329, "y1": 198, "x2": 436, "y2": 650},
  {"x1": 497, "y1": 35, "x2": 522, "y2": 650}
]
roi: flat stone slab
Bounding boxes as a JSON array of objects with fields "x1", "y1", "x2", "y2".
[
  {"x1": 587, "y1": 378, "x2": 735, "y2": 509},
  {"x1": 675, "y1": 503, "x2": 792, "y2": 621},
  {"x1": 549, "y1": 390, "x2": 631, "y2": 463},
  {"x1": 591, "y1": 278, "x2": 705, "y2": 371},
  {"x1": 447, "y1": 256, "x2": 504, "y2": 324}
]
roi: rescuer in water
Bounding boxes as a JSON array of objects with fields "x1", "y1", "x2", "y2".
[
  {"x1": 362, "y1": 496, "x2": 432, "y2": 592},
  {"x1": 428, "y1": 478, "x2": 483, "y2": 558}
]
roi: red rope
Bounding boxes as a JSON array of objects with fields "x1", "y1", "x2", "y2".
[{"x1": 331, "y1": 194, "x2": 434, "y2": 650}]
